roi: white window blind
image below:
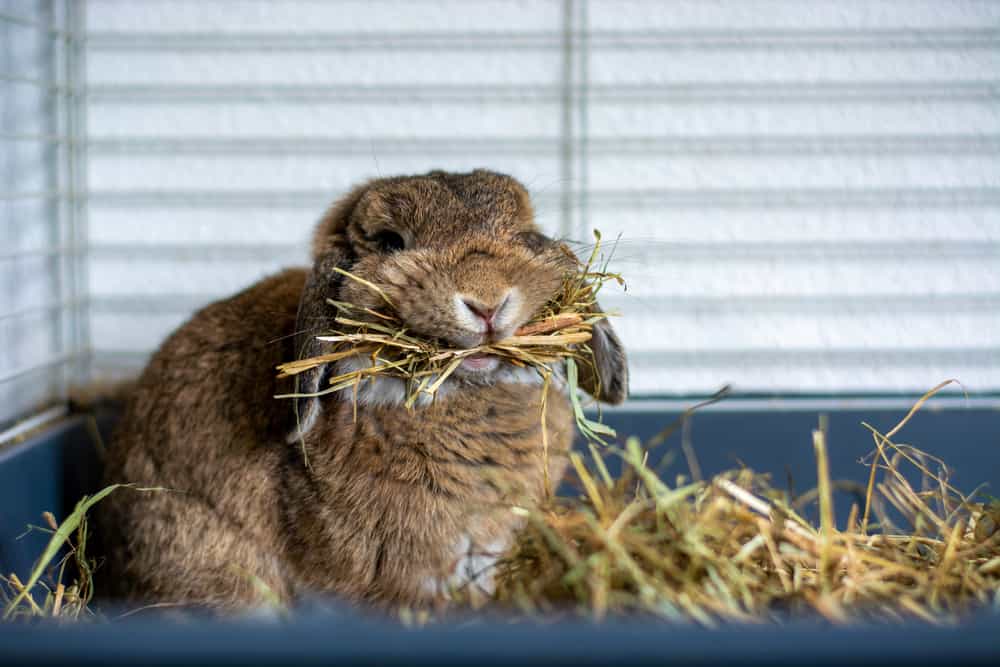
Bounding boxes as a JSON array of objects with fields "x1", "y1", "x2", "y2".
[{"x1": 5, "y1": 0, "x2": 998, "y2": 425}]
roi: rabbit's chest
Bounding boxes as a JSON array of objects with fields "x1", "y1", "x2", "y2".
[
  {"x1": 372, "y1": 384, "x2": 573, "y2": 486},
  {"x1": 300, "y1": 386, "x2": 573, "y2": 604}
]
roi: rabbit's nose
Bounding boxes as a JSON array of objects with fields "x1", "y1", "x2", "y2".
[
  {"x1": 462, "y1": 299, "x2": 498, "y2": 327},
  {"x1": 455, "y1": 290, "x2": 514, "y2": 334}
]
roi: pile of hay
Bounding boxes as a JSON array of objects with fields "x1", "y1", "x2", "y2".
[
  {"x1": 492, "y1": 383, "x2": 1000, "y2": 625},
  {"x1": 275, "y1": 232, "x2": 623, "y2": 411}
]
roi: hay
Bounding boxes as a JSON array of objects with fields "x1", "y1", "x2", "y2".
[
  {"x1": 492, "y1": 382, "x2": 1000, "y2": 625},
  {"x1": 275, "y1": 231, "x2": 623, "y2": 412},
  {"x1": 3, "y1": 485, "x2": 121, "y2": 621},
  {"x1": 1, "y1": 484, "x2": 165, "y2": 622}
]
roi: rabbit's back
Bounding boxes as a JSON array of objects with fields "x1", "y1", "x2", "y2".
[{"x1": 98, "y1": 268, "x2": 308, "y2": 608}]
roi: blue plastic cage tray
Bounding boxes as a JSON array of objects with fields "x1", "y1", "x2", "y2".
[{"x1": 1, "y1": 404, "x2": 998, "y2": 666}]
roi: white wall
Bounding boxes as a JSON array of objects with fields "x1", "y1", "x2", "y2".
[{"x1": 82, "y1": 0, "x2": 1000, "y2": 398}]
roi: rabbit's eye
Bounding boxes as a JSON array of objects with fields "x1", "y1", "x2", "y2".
[
  {"x1": 517, "y1": 230, "x2": 551, "y2": 253},
  {"x1": 372, "y1": 230, "x2": 406, "y2": 253}
]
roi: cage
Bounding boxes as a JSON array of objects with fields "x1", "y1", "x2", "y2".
[{"x1": 1, "y1": 1, "x2": 999, "y2": 664}]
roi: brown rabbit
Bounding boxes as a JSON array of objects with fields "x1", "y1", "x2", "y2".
[{"x1": 97, "y1": 169, "x2": 627, "y2": 612}]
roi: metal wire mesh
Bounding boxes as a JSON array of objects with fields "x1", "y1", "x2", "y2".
[
  {"x1": 2, "y1": 0, "x2": 999, "y2": 429},
  {"x1": 80, "y1": 0, "x2": 1000, "y2": 400},
  {"x1": 0, "y1": 1, "x2": 88, "y2": 428}
]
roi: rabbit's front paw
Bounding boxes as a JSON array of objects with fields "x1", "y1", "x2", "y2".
[{"x1": 423, "y1": 534, "x2": 507, "y2": 600}]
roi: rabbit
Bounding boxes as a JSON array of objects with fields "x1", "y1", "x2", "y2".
[{"x1": 96, "y1": 169, "x2": 628, "y2": 612}]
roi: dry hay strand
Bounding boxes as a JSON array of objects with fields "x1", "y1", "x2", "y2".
[
  {"x1": 493, "y1": 381, "x2": 1000, "y2": 625},
  {"x1": 275, "y1": 231, "x2": 624, "y2": 413},
  {"x1": 2, "y1": 486, "x2": 118, "y2": 622},
  {"x1": 1, "y1": 484, "x2": 167, "y2": 623}
]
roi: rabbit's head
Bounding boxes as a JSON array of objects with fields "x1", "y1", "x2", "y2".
[{"x1": 291, "y1": 170, "x2": 627, "y2": 434}]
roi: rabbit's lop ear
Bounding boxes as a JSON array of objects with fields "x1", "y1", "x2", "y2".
[
  {"x1": 577, "y1": 312, "x2": 628, "y2": 405},
  {"x1": 288, "y1": 185, "x2": 368, "y2": 442}
]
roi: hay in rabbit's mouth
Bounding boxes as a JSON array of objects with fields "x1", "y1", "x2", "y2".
[{"x1": 275, "y1": 231, "x2": 623, "y2": 412}]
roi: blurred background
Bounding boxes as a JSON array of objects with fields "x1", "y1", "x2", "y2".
[{"x1": 2, "y1": 0, "x2": 999, "y2": 427}]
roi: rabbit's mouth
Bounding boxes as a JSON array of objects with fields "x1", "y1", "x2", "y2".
[
  {"x1": 450, "y1": 352, "x2": 545, "y2": 389},
  {"x1": 458, "y1": 353, "x2": 500, "y2": 374}
]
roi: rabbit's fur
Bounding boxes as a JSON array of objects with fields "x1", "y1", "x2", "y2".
[{"x1": 97, "y1": 170, "x2": 627, "y2": 611}]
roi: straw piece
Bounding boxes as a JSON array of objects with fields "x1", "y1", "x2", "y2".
[
  {"x1": 276, "y1": 348, "x2": 369, "y2": 378},
  {"x1": 51, "y1": 583, "x2": 64, "y2": 617},
  {"x1": 813, "y1": 429, "x2": 835, "y2": 593},
  {"x1": 515, "y1": 313, "x2": 584, "y2": 337}
]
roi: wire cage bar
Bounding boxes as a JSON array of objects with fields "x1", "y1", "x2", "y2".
[
  {"x1": 0, "y1": 1, "x2": 89, "y2": 431},
  {"x1": 3, "y1": 0, "x2": 1000, "y2": 432}
]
